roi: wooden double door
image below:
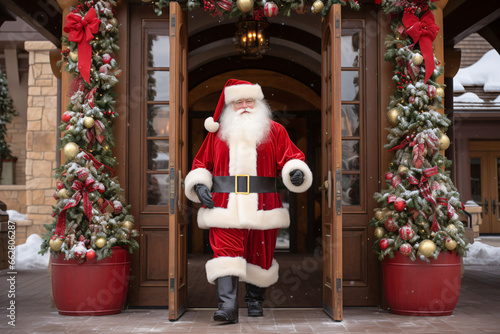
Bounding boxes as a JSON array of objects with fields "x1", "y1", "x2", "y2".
[
  {"x1": 470, "y1": 141, "x2": 500, "y2": 233},
  {"x1": 127, "y1": 3, "x2": 379, "y2": 321}
]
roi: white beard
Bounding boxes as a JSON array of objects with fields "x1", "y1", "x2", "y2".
[{"x1": 218, "y1": 100, "x2": 272, "y2": 145}]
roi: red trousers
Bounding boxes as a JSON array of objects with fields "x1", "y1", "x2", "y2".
[{"x1": 209, "y1": 227, "x2": 278, "y2": 271}]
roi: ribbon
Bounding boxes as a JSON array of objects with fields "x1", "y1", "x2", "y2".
[
  {"x1": 67, "y1": 76, "x2": 85, "y2": 97},
  {"x1": 64, "y1": 8, "x2": 101, "y2": 83},
  {"x1": 388, "y1": 137, "x2": 411, "y2": 152},
  {"x1": 85, "y1": 119, "x2": 105, "y2": 145},
  {"x1": 54, "y1": 177, "x2": 99, "y2": 236},
  {"x1": 81, "y1": 149, "x2": 115, "y2": 177},
  {"x1": 412, "y1": 143, "x2": 425, "y2": 168},
  {"x1": 402, "y1": 10, "x2": 439, "y2": 83},
  {"x1": 419, "y1": 166, "x2": 439, "y2": 231},
  {"x1": 437, "y1": 197, "x2": 457, "y2": 219}
]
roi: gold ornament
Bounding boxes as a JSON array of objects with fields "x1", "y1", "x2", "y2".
[
  {"x1": 374, "y1": 227, "x2": 384, "y2": 239},
  {"x1": 374, "y1": 210, "x2": 384, "y2": 220},
  {"x1": 439, "y1": 133, "x2": 450, "y2": 150},
  {"x1": 83, "y1": 117, "x2": 95, "y2": 129},
  {"x1": 95, "y1": 238, "x2": 107, "y2": 248},
  {"x1": 236, "y1": 0, "x2": 254, "y2": 12},
  {"x1": 446, "y1": 224, "x2": 458, "y2": 234},
  {"x1": 412, "y1": 53, "x2": 423, "y2": 66},
  {"x1": 121, "y1": 220, "x2": 134, "y2": 230},
  {"x1": 417, "y1": 240, "x2": 437, "y2": 258},
  {"x1": 386, "y1": 108, "x2": 401, "y2": 127},
  {"x1": 69, "y1": 51, "x2": 78, "y2": 62},
  {"x1": 311, "y1": 0, "x2": 324, "y2": 14},
  {"x1": 57, "y1": 188, "x2": 69, "y2": 199},
  {"x1": 398, "y1": 165, "x2": 409, "y2": 174},
  {"x1": 49, "y1": 238, "x2": 63, "y2": 252},
  {"x1": 108, "y1": 18, "x2": 118, "y2": 27},
  {"x1": 436, "y1": 87, "x2": 445, "y2": 98},
  {"x1": 63, "y1": 142, "x2": 80, "y2": 160},
  {"x1": 445, "y1": 238, "x2": 457, "y2": 250}
]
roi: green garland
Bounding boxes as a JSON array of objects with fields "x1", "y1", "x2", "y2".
[
  {"x1": 152, "y1": 0, "x2": 359, "y2": 17},
  {"x1": 370, "y1": 0, "x2": 468, "y2": 261},
  {"x1": 40, "y1": 0, "x2": 138, "y2": 261}
]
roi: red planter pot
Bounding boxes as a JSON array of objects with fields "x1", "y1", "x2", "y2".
[
  {"x1": 383, "y1": 251, "x2": 461, "y2": 316},
  {"x1": 51, "y1": 246, "x2": 131, "y2": 316}
]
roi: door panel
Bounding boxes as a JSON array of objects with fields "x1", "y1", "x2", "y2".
[
  {"x1": 168, "y1": 1, "x2": 188, "y2": 321},
  {"x1": 321, "y1": 4, "x2": 342, "y2": 321},
  {"x1": 129, "y1": 4, "x2": 171, "y2": 307},
  {"x1": 470, "y1": 141, "x2": 500, "y2": 233},
  {"x1": 340, "y1": 9, "x2": 379, "y2": 306}
]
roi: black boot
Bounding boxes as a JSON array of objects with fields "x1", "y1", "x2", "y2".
[
  {"x1": 245, "y1": 283, "x2": 266, "y2": 317},
  {"x1": 213, "y1": 276, "x2": 239, "y2": 323}
]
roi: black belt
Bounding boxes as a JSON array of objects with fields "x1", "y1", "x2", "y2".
[{"x1": 212, "y1": 175, "x2": 276, "y2": 194}]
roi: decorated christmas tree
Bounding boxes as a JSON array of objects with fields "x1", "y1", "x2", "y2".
[
  {"x1": 40, "y1": 0, "x2": 138, "y2": 261},
  {"x1": 371, "y1": 0, "x2": 468, "y2": 261},
  {"x1": 0, "y1": 65, "x2": 18, "y2": 162}
]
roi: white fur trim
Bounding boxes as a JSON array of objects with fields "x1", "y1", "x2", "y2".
[
  {"x1": 184, "y1": 168, "x2": 213, "y2": 203},
  {"x1": 204, "y1": 116, "x2": 219, "y2": 133},
  {"x1": 197, "y1": 194, "x2": 290, "y2": 230},
  {"x1": 224, "y1": 84, "x2": 264, "y2": 104},
  {"x1": 244, "y1": 259, "x2": 279, "y2": 288},
  {"x1": 205, "y1": 256, "x2": 247, "y2": 284},
  {"x1": 282, "y1": 159, "x2": 313, "y2": 193}
]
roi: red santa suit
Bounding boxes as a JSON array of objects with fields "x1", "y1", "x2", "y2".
[{"x1": 184, "y1": 79, "x2": 312, "y2": 288}]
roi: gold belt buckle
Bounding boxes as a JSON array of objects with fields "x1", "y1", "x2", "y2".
[{"x1": 235, "y1": 175, "x2": 250, "y2": 195}]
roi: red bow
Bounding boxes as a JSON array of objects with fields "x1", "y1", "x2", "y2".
[
  {"x1": 419, "y1": 166, "x2": 440, "y2": 231},
  {"x1": 54, "y1": 177, "x2": 99, "y2": 236},
  {"x1": 402, "y1": 10, "x2": 439, "y2": 83},
  {"x1": 64, "y1": 8, "x2": 101, "y2": 84}
]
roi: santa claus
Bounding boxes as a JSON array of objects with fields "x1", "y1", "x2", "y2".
[{"x1": 184, "y1": 79, "x2": 312, "y2": 323}]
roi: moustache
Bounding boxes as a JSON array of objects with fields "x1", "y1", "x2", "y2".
[{"x1": 236, "y1": 108, "x2": 253, "y2": 115}]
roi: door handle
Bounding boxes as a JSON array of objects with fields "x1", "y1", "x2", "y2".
[
  {"x1": 493, "y1": 198, "x2": 496, "y2": 215},
  {"x1": 484, "y1": 198, "x2": 488, "y2": 215},
  {"x1": 319, "y1": 180, "x2": 329, "y2": 191}
]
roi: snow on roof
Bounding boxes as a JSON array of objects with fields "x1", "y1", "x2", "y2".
[
  {"x1": 453, "y1": 49, "x2": 500, "y2": 92},
  {"x1": 454, "y1": 92, "x2": 484, "y2": 103}
]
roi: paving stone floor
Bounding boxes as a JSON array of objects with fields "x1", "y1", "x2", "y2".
[{"x1": 1, "y1": 237, "x2": 499, "y2": 333}]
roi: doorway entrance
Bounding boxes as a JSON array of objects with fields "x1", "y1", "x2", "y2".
[
  {"x1": 126, "y1": 2, "x2": 380, "y2": 322},
  {"x1": 187, "y1": 70, "x2": 323, "y2": 308},
  {"x1": 470, "y1": 141, "x2": 500, "y2": 233}
]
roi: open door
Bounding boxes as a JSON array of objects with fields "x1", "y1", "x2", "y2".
[
  {"x1": 168, "y1": 1, "x2": 188, "y2": 321},
  {"x1": 321, "y1": 4, "x2": 343, "y2": 321}
]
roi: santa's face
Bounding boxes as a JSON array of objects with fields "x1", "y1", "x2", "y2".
[
  {"x1": 232, "y1": 98, "x2": 256, "y2": 114},
  {"x1": 219, "y1": 98, "x2": 271, "y2": 144}
]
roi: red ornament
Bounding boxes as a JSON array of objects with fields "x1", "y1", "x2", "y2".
[
  {"x1": 385, "y1": 172, "x2": 393, "y2": 180},
  {"x1": 66, "y1": 124, "x2": 72, "y2": 130},
  {"x1": 56, "y1": 181, "x2": 64, "y2": 190},
  {"x1": 385, "y1": 218, "x2": 399, "y2": 232},
  {"x1": 53, "y1": 190, "x2": 59, "y2": 200},
  {"x1": 399, "y1": 243, "x2": 412, "y2": 256},
  {"x1": 428, "y1": 85, "x2": 437, "y2": 98},
  {"x1": 102, "y1": 53, "x2": 112, "y2": 64},
  {"x1": 394, "y1": 198, "x2": 406, "y2": 211},
  {"x1": 380, "y1": 238, "x2": 389, "y2": 250},
  {"x1": 399, "y1": 225, "x2": 414, "y2": 240},
  {"x1": 264, "y1": 2, "x2": 278, "y2": 17},
  {"x1": 62, "y1": 112, "x2": 71, "y2": 123},
  {"x1": 86, "y1": 249, "x2": 96, "y2": 260}
]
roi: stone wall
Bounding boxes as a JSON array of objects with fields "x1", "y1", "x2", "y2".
[{"x1": 22, "y1": 41, "x2": 59, "y2": 244}]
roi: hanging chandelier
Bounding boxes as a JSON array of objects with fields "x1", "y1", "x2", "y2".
[{"x1": 234, "y1": 15, "x2": 270, "y2": 59}]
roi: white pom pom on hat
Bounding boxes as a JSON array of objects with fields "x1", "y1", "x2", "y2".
[{"x1": 204, "y1": 79, "x2": 264, "y2": 133}]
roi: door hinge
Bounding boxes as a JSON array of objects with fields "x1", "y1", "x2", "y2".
[{"x1": 170, "y1": 277, "x2": 175, "y2": 292}]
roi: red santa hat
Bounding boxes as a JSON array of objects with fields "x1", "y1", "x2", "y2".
[{"x1": 204, "y1": 79, "x2": 264, "y2": 133}]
